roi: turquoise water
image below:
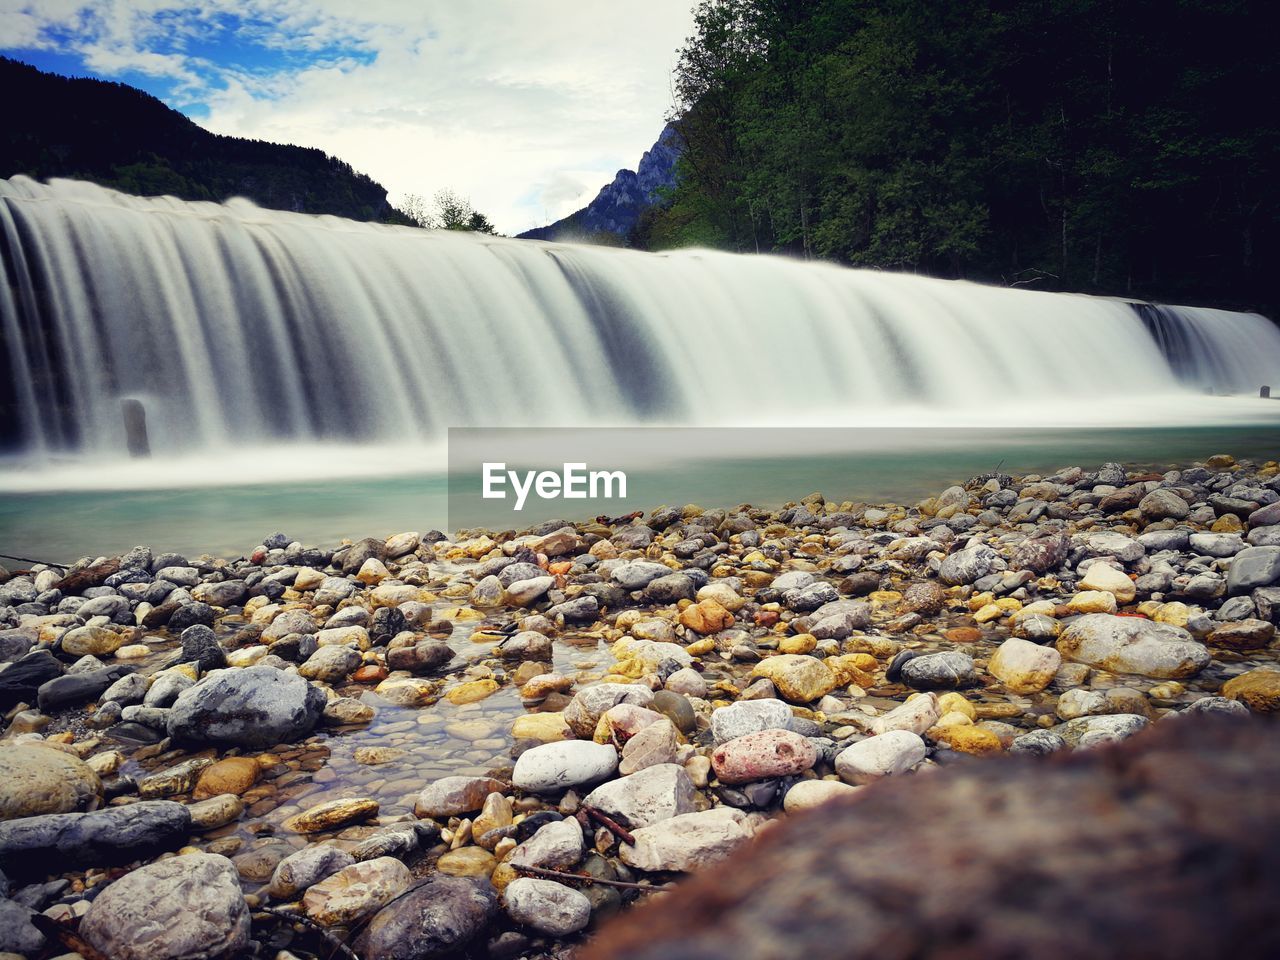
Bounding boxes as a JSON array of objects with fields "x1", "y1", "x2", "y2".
[{"x1": 3, "y1": 424, "x2": 1278, "y2": 563}]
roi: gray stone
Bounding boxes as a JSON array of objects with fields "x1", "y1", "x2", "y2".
[
  {"x1": 1228, "y1": 546, "x2": 1280, "y2": 595},
  {"x1": 1008, "y1": 730, "x2": 1068, "y2": 756},
  {"x1": 899, "y1": 651, "x2": 976, "y2": 690},
  {"x1": 176, "y1": 624, "x2": 227, "y2": 671},
  {"x1": 1075, "y1": 532, "x2": 1145, "y2": 563},
  {"x1": 1139, "y1": 489, "x2": 1190, "y2": 520},
  {"x1": 612, "y1": 562, "x2": 674, "y2": 591},
  {"x1": 1189, "y1": 533, "x2": 1245, "y2": 558},
  {"x1": 620, "y1": 807, "x2": 751, "y2": 872},
  {"x1": 167, "y1": 665, "x2": 326, "y2": 749},
  {"x1": 710, "y1": 699, "x2": 793, "y2": 744},
  {"x1": 546, "y1": 595, "x2": 599, "y2": 622},
  {"x1": 1055, "y1": 714, "x2": 1150, "y2": 748},
  {"x1": 512, "y1": 740, "x2": 618, "y2": 793},
  {"x1": 504, "y1": 877, "x2": 591, "y2": 936},
  {"x1": 1057, "y1": 614, "x2": 1210, "y2": 679},
  {"x1": 835, "y1": 730, "x2": 926, "y2": 783},
  {"x1": 940, "y1": 545, "x2": 999, "y2": 585},
  {"x1": 38, "y1": 665, "x2": 132, "y2": 711},
  {"x1": 268, "y1": 844, "x2": 356, "y2": 899},
  {"x1": 355, "y1": 876, "x2": 498, "y2": 960},
  {"x1": 582, "y1": 763, "x2": 695, "y2": 829},
  {"x1": 807, "y1": 599, "x2": 872, "y2": 639},
  {"x1": 80, "y1": 852, "x2": 248, "y2": 960},
  {"x1": 101, "y1": 671, "x2": 150, "y2": 706},
  {"x1": 508, "y1": 817, "x2": 585, "y2": 871},
  {"x1": 144, "y1": 670, "x2": 194, "y2": 707},
  {"x1": 299, "y1": 644, "x2": 361, "y2": 683},
  {"x1": 0, "y1": 896, "x2": 44, "y2": 954},
  {"x1": 1179, "y1": 696, "x2": 1250, "y2": 718},
  {"x1": 0, "y1": 801, "x2": 191, "y2": 880}
]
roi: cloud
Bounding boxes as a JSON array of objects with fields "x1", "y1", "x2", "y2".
[{"x1": 0, "y1": 0, "x2": 695, "y2": 232}]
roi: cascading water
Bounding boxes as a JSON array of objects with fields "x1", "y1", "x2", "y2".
[{"x1": 3, "y1": 175, "x2": 1279, "y2": 463}]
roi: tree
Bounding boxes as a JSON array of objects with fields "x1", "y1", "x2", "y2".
[
  {"x1": 398, "y1": 189, "x2": 499, "y2": 234},
  {"x1": 643, "y1": 0, "x2": 1279, "y2": 314}
]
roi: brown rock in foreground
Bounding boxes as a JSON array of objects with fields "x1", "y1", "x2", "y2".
[{"x1": 583, "y1": 718, "x2": 1280, "y2": 960}]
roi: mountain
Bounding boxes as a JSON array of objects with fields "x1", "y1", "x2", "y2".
[
  {"x1": 519, "y1": 124, "x2": 681, "y2": 243},
  {"x1": 0, "y1": 57, "x2": 404, "y2": 222}
]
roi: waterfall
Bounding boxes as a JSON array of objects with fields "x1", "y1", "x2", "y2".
[{"x1": 2, "y1": 175, "x2": 1278, "y2": 460}]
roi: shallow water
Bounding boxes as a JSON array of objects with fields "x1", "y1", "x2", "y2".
[{"x1": 3, "y1": 422, "x2": 1280, "y2": 561}]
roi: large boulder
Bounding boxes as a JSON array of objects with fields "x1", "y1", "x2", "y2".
[
  {"x1": 581, "y1": 720, "x2": 1280, "y2": 960},
  {"x1": 1057, "y1": 614, "x2": 1210, "y2": 679},
  {"x1": 355, "y1": 875, "x2": 498, "y2": 960},
  {"x1": 79, "y1": 853, "x2": 249, "y2": 960},
  {"x1": 0, "y1": 800, "x2": 191, "y2": 880},
  {"x1": 0, "y1": 650, "x2": 62, "y2": 709},
  {"x1": 167, "y1": 665, "x2": 326, "y2": 749},
  {"x1": 0, "y1": 745, "x2": 101, "y2": 820}
]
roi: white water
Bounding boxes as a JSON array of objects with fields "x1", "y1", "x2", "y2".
[{"x1": 2, "y1": 175, "x2": 1280, "y2": 484}]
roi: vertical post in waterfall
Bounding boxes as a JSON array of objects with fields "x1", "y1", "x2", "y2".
[{"x1": 122, "y1": 399, "x2": 151, "y2": 458}]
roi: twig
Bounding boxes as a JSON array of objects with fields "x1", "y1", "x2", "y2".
[
  {"x1": 255, "y1": 905, "x2": 361, "y2": 960},
  {"x1": 511, "y1": 863, "x2": 667, "y2": 893},
  {"x1": 581, "y1": 804, "x2": 636, "y2": 845},
  {"x1": 28, "y1": 914, "x2": 112, "y2": 960},
  {"x1": 0, "y1": 552, "x2": 68, "y2": 570}
]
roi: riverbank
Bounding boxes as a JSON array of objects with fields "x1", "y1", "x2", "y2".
[{"x1": 2, "y1": 452, "x2": 1279, "y2": 958}]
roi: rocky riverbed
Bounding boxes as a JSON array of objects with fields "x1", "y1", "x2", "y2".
[{"x1": 1, "y1": 453, "x2": 1279, "y2": 959}]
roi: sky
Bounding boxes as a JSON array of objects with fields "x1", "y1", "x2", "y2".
[{"x1": 0, "y1": 1, "x2": 695, "y2": 233}]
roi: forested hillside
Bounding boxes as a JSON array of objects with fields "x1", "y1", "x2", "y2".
[
  {"x1": 640, "y1": 0, "x2": 1278, "y2": 312},
  {"x1": 1, "y1": 57, "x2": 406, "y2": 222}
]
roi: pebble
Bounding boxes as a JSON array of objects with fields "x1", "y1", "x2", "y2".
[
  {"x1": 415, "y1": 777, "x2": 509, "y2": 818},
  {"x1": 303, "y1": 856, "x2": 411, "y2": 926},
  {"x1": 1221, "y1": 669, "x2": 1280, "y2": 712},
  {"x1": 583, "y1": 763, "x2": 696, "y2": 829},
  {"x1": 621, "y1": 807, "x2": 751, "y2": 871},
  {"x1": 835, "y1": 730, "x2": 926, "y2": 784},
  {"x1": 749, "y1": 654, "x2": 837, "y2": 702},
  {"x1": 712, "y1": 729, "x2": 818, "y2": 784},
  {"x1": 504, "y1": 877, "x2": 592, "y2": 935},
  {"x1": 285, "y1": 797, "x2": 379, "y2": 833},
  {"x1": 512, "y1": 741, "x2": 619, "y2": 792},
  {"x1": 782, "y1": 779, "x2": 861, "y2": 812},
  {"x1": 988, "y1": 638, "x2": 1062, "y2": 693}
]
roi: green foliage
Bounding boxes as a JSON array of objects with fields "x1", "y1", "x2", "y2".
[
  {"x1": 646, "y1": 0, "x2": 1279, "y2": 312},
  {"x1": 399, "y1": 189, "x2": 498, "y2": 234}
]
